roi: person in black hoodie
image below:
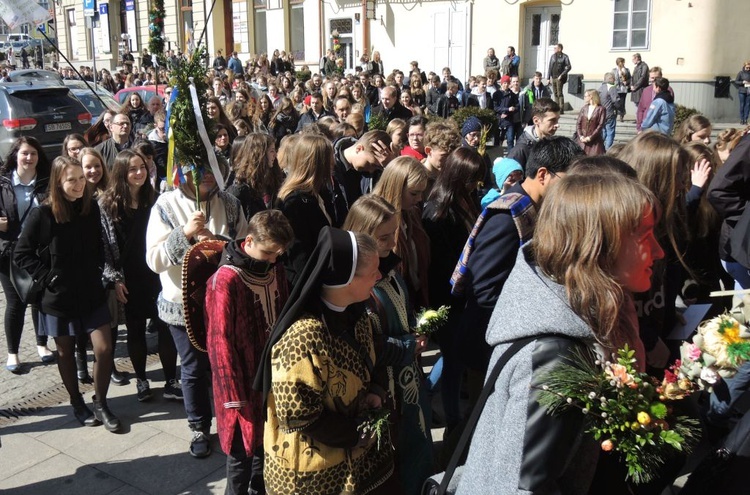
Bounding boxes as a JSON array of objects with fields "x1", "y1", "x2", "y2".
[
  {"x1": 492, "y1": 75, "x2": 519, "y2": 151},
  {"x1": 0, "y1": 137, "x2": 53, "y2": 373},
  {"x1": 332, "y1": 130, "x2": 393, "y2": 207},
  {"x1": 15, "y1": 156, "x2": 121, "y2": 431}
]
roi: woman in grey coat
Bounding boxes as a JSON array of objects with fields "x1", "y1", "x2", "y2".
[{"x1": 456, "y1": 168, "x2": 664, "y2": 494}]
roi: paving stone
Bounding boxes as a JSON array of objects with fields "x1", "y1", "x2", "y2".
[
  {"x1": 0, "y1": 432, "x2": 60, "y2": 481},
  {"x1": 0, "y1": 452, "x2": 124, "y2": 494}
]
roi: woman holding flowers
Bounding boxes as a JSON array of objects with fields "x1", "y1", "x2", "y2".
[
  {"x1": 456, "y1": 167, "x2": 664, "y2": 494},
  {"x1": 343, "y1": 194, "x2": 432, "y2": 495}
]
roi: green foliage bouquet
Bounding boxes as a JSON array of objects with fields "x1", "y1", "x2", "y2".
[{"x1": 537, "y1": 346, "x2": 700, "y2": 484}]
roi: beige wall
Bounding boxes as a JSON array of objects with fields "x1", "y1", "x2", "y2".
[{"x1": 471, "y1": 0, "x2": 750, "y2": 82}]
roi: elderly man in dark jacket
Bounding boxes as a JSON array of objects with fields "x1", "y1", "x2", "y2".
[{"x1": 372, "y1": 86, "x2": 413, "y2": 123}]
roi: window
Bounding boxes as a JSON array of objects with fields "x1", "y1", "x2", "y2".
[
  {"x1": 290, "y1": 3, "x2": 304, "y2": 61},
  {"x1": 233, "y1": 0, "x2": 248, "y2": 53},
  {"x1": 612, "y1": 0, "x2": 650, "y2": 49},
  {"x1": 531, "y1": 14, "x2": 541, "y2": 46}
]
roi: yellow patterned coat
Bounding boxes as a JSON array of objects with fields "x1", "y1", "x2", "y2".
[{"x1": 264, "y1": 314, "x2": 394, "y2": 495}]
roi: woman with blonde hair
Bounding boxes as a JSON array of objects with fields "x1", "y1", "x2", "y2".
[
  {"x1": 373, "y1": 156, "x2": 431, "y2": 308},
  {"x1": 575, "y1": 88, "x2": 606, "y2": 155},
  {"x1": 278, "y1": 134, "x2": 337, "y2": 287},
  {"x1": 227, "y1": 133, "x2": 283, "y2": 219},
  {"x1": 386, "y1": 118, "x2": 407, "y2": 154},
  {"x1": 714, "y1": 127, "x2": 745, "y2": 163},
  {"x1": 343, "y1": 194, "x2": 433, "y2": 495},
  {"x1": 675, "y1": 114, "x2": 713, "y2": 145},
  {"x1": 457, "y1": 169, "x2": 663, "y2": 494}
]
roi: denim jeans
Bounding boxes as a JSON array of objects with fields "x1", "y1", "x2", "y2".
[
  {"x1": 169, "y1": 324, "x2": 212, "y2": 427},
  {"x1": 722, "y1": 259, "x2": 750, "y2": 291},
  {"x1": 740, "y1": 92, "x2": 750, "y2": 123},
  {"x1": 603, "y1": 117, "x2": 617, "y2": 150}
]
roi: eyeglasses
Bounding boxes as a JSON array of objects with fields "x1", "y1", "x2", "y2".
[
  {"x1": 67, "y1": 146, "x2": 83, "y2": 153},
  {"x1": 408, "y1": 133, "x2": 424, "y2": 138},
  {"x1": 112, "y1": 121, "x2": 130, "y2": 127}
]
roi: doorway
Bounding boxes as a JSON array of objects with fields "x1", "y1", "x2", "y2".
[{"x1": 523, "y1": 5, "x2": 561, "y2": 82}]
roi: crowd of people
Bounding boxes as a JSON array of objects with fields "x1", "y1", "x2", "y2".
[{"x1": 3, "y1": 43, "x2": 750, "y2": 495}]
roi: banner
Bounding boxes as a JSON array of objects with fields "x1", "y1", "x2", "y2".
[{"x1": 0, "y1": 0, "x2": 52, "y2": 29}]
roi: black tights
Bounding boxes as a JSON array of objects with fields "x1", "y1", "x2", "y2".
[
  {"x1": 125, "y1": 310, "x2": 177, "y2": 382},
  {"x1": 56, "y1": 326, "x2": 112, "y2": 402},
  {"x1": 0, "y1": 267, "x2": 47, "y2": 354}
]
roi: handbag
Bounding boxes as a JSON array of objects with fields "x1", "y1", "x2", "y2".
[
  {"x1": 10, "y1": 206, "x2": 50, "y2": 305},
  {"x1": 421, "y1": 335, "x2": 539, "y2": 495}
]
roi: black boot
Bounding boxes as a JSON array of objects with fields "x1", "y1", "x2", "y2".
[
  {"x1": 76, "y1": 350, "x2": 93, "y2": 384},
  {"x1": 93, "y1": 395, "x2": 121, "y2": 432},
  {"x1": 110, "y1": 326, "x2": 129, "y2": 386},
  {"x1": 71, "y1": 394, "x2": 99, "y2": 427}
]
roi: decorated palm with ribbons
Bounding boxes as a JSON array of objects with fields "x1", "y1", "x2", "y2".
[{"x1": 165, "y1": 45, "x2": 225, "y2": 210}]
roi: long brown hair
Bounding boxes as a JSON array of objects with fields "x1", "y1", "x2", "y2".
[
  {"x1": 277, "y1": 134, "x2": 333, "y2": 200},
  {"x1": 99, "y1": 149, "x2": 155, "y2": 223},
  {"x1": 618, "y1": 131, "x2": 690, "y2": 268},
  {"x1": 535, "y1": 172, "x2": 659, "y2": 348},
  {"x1": 232, "y1": 133, "x2": 283, "y2": 195},
  {"x1": 47, "y1": 156, "x2": 93, "y2": 223}
]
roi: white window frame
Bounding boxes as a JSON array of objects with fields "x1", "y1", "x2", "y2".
[{"x1": 611, "y1": 0, "x2": 651, "y2": 51}]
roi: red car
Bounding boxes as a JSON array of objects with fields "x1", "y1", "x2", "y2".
[{"x1": 115, "y1": 85, "x2": 168, "y2": 105}]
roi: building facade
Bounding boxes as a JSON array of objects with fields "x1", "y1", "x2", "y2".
[{"x1": 51, "y1": 0, "x2": 749, "y2": 121}]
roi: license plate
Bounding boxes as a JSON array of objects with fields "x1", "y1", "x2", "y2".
[{"x1": 45, "y1": 122, "x2": 72, "y2": 132}]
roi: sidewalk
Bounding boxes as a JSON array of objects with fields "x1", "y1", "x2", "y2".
[
  {"x1": 0, "y1": 299, "x2": 447, "y2": 494},
  {"x1": 0, "y1": 303, "x2": 230, "y2": 494}
]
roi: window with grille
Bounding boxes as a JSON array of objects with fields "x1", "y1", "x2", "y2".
[
  {"x1": 329, "y1": 18, "x2": 352, "y2": 34},
  {"x1": 612, "y1": 0, "x2": 650, "y2": 49}
]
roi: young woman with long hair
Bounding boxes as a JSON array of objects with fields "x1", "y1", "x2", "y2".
[
  {"x1": 618, "y1": 131, "x2": 694, "y2": 370},
  {"x1": 277, "y1": 134, "x2": 336, "y2": 287},
  {"x1": 268, "y1": 97, "x2": 300, "y2": 147},
  {"x1": 0, "y1": 137, "x2": 53, "y2": 372},
  {"x1": 227, "y1": 133, "x2": 284, "y2": 219},
  {"x1": 674, "y1": 114, "x2": 713, "y2": 146},
  {"x1": 457, "y1": 169, "x2": 663, "y2": 494},
  {"x1": 422, "y1": 147, "x2": 485, "y2": 433},
  {"x1": 85, "y1": 110, "x2": 116, "y2": 147},
  {"x1": 14, "y1": 156, "x2": 121, "y2": 431},
  {"x1": 99, "y1": 149, "x2": 179, "y2": 403},
  {"x1": 120, "y1": 92, "x2": 147, "y2": 129},
  {"x1": 343, "y1": 194, "x2": 434, "y2": 495},
  {"x1": 79, "y1": 147, "x2": 109, "y2": 195},
  {"x1": 575, "y1": 88, "x2": 606, "y2": 156},
  {"x1": 372, "y1": 156, "x2": 431, "y2": 308}
]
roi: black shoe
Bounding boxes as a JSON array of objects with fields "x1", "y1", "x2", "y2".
[
  {"x1": 111, "y1": 369, "x2": 130, "y2": 386},
  {"x1": 93, "y1": 396, "x2": 121, "y2": 432},
  {"x1": 189, "y1": 430, "x2": 212, "y2": 458},
  {"x1": 77, "y1": 369, "x2": 94, "y2": 384},
  {"x1": 71, "y1": 394, "x2": 100, "y2": 427}
]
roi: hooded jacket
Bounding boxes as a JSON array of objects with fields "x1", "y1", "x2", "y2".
[
  {"x1": 456, "y1": 245, "x2": 599, "y2": 495},
  {"x1": 641, "y1": 90, "x2": 675, "y2": 135}
]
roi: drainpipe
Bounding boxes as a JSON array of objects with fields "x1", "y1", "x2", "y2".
[
  {"x1": 362, "y1": 0, "x2": 369, "y2": 55},
  {"x1": 319, "y1": 0, "x2": 324, "y2": 63}
]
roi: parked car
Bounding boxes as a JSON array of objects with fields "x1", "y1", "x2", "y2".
[
  {"x1": 6, "y1": 69, "x2": 64, "y2": 84},
  {"x1": 64, "y1": 80, "x2": 119, "y2": 123},
  {"x1": 0, "y1": 81, "x2": 91, "y2": 160},
  {"x1": 115, "y1": 85, "x2": 167, "y2": 105}
]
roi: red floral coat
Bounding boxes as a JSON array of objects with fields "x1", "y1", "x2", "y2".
[{"x1": 205, "y1": 263, "x2": 289, "y2": 456}]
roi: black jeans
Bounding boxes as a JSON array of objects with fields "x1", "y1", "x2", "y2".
[
  {"x1": 225, "y1": 423, "x2": 265, "y2": 495},
  {"x1": 0, "y1": 263, "x2": 45, "y2": 354}
]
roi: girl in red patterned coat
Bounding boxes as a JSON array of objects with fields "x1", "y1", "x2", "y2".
[{"x1": 204, "y1": 209, "x2": 294, "y2": 495}]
